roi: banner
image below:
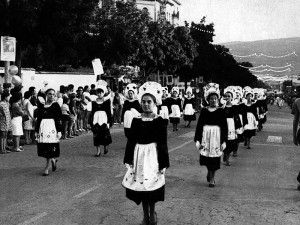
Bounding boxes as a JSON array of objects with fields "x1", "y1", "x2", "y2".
[
  {"x1": 0, "y1": 36, "x2": 16, "y2": 61},
  {"x1": 92, "y1": 58, "x2": 104, "y2": 76}
]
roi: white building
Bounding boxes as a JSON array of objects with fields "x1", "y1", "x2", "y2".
[
  {"x1": 99, "y1": 0, "x2": 181, "y2": 25},
  {"x1": 130, "y1": 0, "x2": 181, "y2": 25}
]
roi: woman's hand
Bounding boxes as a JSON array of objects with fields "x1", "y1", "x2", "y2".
[
  {"x1": 196, "y1": 141, "x2": 201, "y2": 149},
  {"x1": 221, "y1": 142, "x2": 226, "y2": 151},
  {"x1": 57, "y1": 132, "x2": 62, "y2": 140},
  {"x1": 125, "y1": 163, "x2": 133, "y2": 169},
  {"x1": 159, "y1": 168, "x2": 166, "y2": 174}
]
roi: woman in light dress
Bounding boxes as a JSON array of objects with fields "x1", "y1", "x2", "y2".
[
  {"x1": 11, "y1": 92, "x2": 26, "y2": 152},
  {"x1": 0, "y1": 90, "x2": 12, "y2": 154},
  {"x1": 23, "y1": 91, "x2": 35, "y2": 144}
]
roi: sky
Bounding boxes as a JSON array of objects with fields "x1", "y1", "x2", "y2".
[{"x1": 180, "y1": 0, "x2": 300, "y2": 44}]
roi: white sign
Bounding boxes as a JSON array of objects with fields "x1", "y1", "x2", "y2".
[
  {"x1": 1, "y1": 36, "x2": 16, "y2": 61},
  {"x1": 92, "y1": 58, "x2": 104, "y2": 76}
]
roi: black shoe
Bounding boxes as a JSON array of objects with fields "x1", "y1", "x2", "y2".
[
  {"x1": 51, "y1": 159, "x2": 57, "y2": 172},
  {"x1": 94, "y1": 153, "x2": 101, "y2": 157},
  {"x1": 104, "y1": 147, "x2": 108, "y2": 155},
  {"x1": 42, "y1": 172, "x2": 49, "y2": 176},
  {"x1": 208, "y1": 181, "x2": 215, "y2": 187}
]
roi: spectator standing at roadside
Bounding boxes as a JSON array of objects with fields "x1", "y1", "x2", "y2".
[
  {"x1": 11, "y1": 93, "x2": 26, "y2": 152},
  {"x1": 291, "y1": 95, "x2": 300, "y2": 190},
  {"x1": 23, "y1": 91, "x2": 35, "y2": 144},
  {"x1": 113, "y1": 90, "x2": 122, "y2": 124},
  {"x1": 83, "y1": 85, "x2": 92, "y2": 131},
  {"x1": 0, "y1": 91, "x2": 12, "y2": 154}
]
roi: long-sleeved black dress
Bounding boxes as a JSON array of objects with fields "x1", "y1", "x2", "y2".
[
  {"x1": 194, "y1": 107, "x2": 228, "y2": 171},
  {"x1": 90, "y1": 99, "x2": 112, "y2": 146},
  {"x1": 35, "y1": 102, "x2": 62, "y2": 159},
  {"x1": 123, "y1": 116, "x2": 169, "y2": 205}
]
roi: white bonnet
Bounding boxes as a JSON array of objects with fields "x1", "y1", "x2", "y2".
[
  {"x1": 203, "y1": 83, "x2": 220, "y2": 101},
  {"x1": 95, "y1": 80, "x2": 108, "y2": 93},
  {"x1": 125, "y1": 83, "x2": 138, "y2": 98},
  {"x1": 138, "y1": 82, "x2": 163, "y2": 105}
]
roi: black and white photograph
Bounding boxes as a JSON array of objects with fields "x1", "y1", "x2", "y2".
[{"x1": 0, "y1": 0, "x2": 300, "y2": 224}]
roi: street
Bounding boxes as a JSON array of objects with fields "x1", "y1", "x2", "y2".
[{"x1": 1, "y1": 104, "x2": 300, "y2": 225}]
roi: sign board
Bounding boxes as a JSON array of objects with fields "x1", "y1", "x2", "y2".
[
  {"x1": 92, "y1": 58, "x2": 104, "y2": 76},
  {"x1": 1, "y1": 36, "x2": 16, "y2": 61}
]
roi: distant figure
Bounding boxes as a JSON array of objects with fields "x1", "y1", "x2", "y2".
[{"x1": 291, "y1": 96, "x2": 300, "y2": 190}]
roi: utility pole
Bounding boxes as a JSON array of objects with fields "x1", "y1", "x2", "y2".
[{"x1": 3, "y1": 0, "x2": 11, "y2": 89}]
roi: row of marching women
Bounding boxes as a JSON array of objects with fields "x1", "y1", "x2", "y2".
[
  {"x1": 194, "y1": 83, "x2": 268, "y2": 188},
  {"x1": 121, "y1": 83, "x2": 197, "y2": 134}
]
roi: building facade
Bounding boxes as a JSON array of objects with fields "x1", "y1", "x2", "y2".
[{"x1": 99, "y1": 0, "x2": 181, "y2": 25}]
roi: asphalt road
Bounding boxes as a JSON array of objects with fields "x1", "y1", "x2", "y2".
[{"x1": 0, "y1": 104, "x2": 300, "y2": 225}]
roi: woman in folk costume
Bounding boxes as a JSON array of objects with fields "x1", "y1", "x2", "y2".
[
  {"x1": 232, "y1": 86, "x2": 247, "y2": 157},
  {"x1": 183, "y1": 87, "x2": 196, "y2": 128},
  {"x1": 168, "y1": 86, "x2": 182, "y2": 131},
  {"x1": 90, "y1": 80, "x2": 112, "y2": 157},
  {"x1": 35, "y1": 87, "x2": 62, "y2": 176},
  {"x1": 194, "y1": 83, "x2": 227, "y2": 187},
  {"x1": 122, "y1": 83, "x2": 141, "y2": 136},
  {"x1": 222, "y1": 86, "x2": 242, "y2": 166},
  {"x1": 158, "y1": 87, "x2": 170, "y2": 125},
  {"x1": 255, "y1": 89, "x2": 268, "y2": 132},
  {"x1": 122, "y1": 81, "x2": 169, "y2": 225},
  {"x1": 242, "y1": 87, "x2": 259, "y2": 149}
]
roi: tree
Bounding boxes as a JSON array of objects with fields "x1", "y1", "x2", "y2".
[{"x1": 0, "y1": 0, "x2": 99, "y2": 71}]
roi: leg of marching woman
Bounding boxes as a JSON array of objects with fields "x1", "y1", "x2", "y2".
[
  {"x1": 43, "y1": 158, "x2": 50, "y2": 176},
  {"x1": 142, "y1": 201, "x2": 150, "y2": 225},
  {"x1": 149, "y1": 201, "x2": 157, "y2": 224}
]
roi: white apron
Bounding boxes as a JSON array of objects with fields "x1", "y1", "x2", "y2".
[{"x1": 122, "y1": 143, "x2": 165, "y2": 191}]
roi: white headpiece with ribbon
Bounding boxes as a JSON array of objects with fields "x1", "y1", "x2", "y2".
[
  {"x1": 138, "y1": 81, "x2": 163, "y2": 105},
  {"x1": 171, "y1": 86, "x2": 179, "y2": 95},
  {"x1": 224, "y1": 86, "x2": 236, "y2": 100},
  {"x1": 203, "y1": 83, "x2": 220, "y2": 101},
  {"x1": 243, "y1": 86, "x2": 253, "y2": 99},
  {"x1": 124, "y1": 83, "x2": 138, "y2": 98},
  {"x1": 95, "y1": 80, "x2": 108, "y2": 93}
]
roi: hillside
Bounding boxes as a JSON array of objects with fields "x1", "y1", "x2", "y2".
[{"x1": 221, "y1": 37, "x2": 300, "y2": 85}]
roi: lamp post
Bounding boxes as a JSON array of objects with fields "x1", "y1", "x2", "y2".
[{"x1": 3, "y1": 0, "x2": 11, "y2": 89}]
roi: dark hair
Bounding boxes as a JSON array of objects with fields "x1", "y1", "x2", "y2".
[
  {"x1": 45, "y1": 88, "x2": 55, "y2": 94},
  {"x1": 224, "y1": 91, "x2": 233, "y2": 98},
  {"x1": 64, "y1": 86, "x2": 69, "y2": 92},
  {"x1": 207, "y1": 92, "x2": 219, "y2": 101},
  {"x1": 1, "y1": 90, "x2": 10, "y2": 100},
  {"x1": 96, "y1": 88, "x2": 104, "y2": 94},
  {"x1": 91, "y1": 84, "x2": 95, "y2": 89},
  {"x1": 63, "y1": 96, "x2": 69, "y2": 104},
  {"x1": 90, "y1": 89, "x2": 96, "y2": 95},
  {"x1": 59, "y1": 85, "x2": 65, "y2": 93},
  {"x1": 24, "y1": 91, "x2": 31, "y2": 99},
  {"x1": 141, "y1": 93, "x2": 156, "y2": 104},
  {"x1": 83, "y1": 85, "x2": 89, "y2": 92},
  {"x1": 29, "y1": 86, "x2": 35, "y2": 93},
  {"x1": 11, "y1": 92, "x2": 22, "y2": 103},
  {"x1": 68, "y1": 84, "x2": 74, "y2": 90}
]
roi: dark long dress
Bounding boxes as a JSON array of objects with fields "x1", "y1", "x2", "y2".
[
  {"x1": 123, "y1": 116, "x2": 169, "y2": 205},
  {"x1": 194, "y1": 107, "x2": 228, "y2": 171},
  {"x1": 90, "y1": 99, "x2": 112, "y2": 146},
  {"x1": 183, "y1": 97, "x2": 196, "y2": 121},
  {"x1": 35, "y1": 102, "x2": 62, "y2": 159},
  {"x1": 167, "y1": 97, "x2": 182, "y2": 124}
]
